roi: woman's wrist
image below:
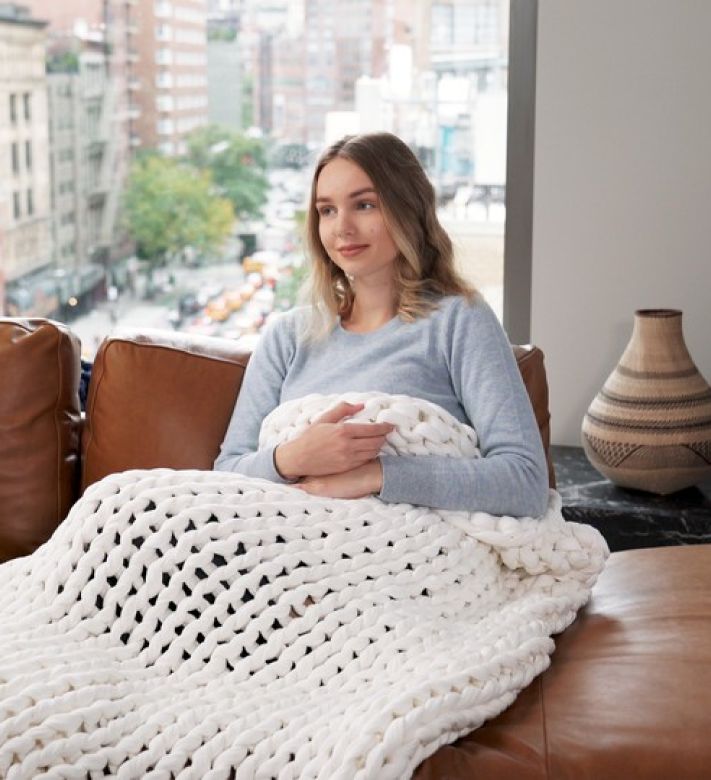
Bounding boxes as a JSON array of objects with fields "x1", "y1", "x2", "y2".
[
  {"x1": 367, "y1": 458, "x2": 384, "y2": 496},
  {"x1": 273, "y1": 443, "x2": 301, "y2": 482}
]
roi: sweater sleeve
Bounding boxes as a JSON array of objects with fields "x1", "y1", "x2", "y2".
[
  {"x1": 377, "y1": 299, "x2": 550, "y2": 518},
  {"x1": 213, "y1": 313, "x2": 296, "y2": 483}
]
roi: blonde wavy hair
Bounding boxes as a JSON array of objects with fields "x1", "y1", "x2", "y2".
[{"x1": 301, "y1": 132, "x2": 474, "y2": 340}]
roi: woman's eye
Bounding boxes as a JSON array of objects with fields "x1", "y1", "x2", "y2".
[
  {"x1": 318, "y1": 206, "x2": 335, "y2": 217},
  {"x1": 357, "y1": 201, "x2": 376, "y2": 211}
]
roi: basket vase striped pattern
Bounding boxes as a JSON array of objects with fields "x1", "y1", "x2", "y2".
[{"x1": 582, "y1": 309, "x2": 711, "y2": 495}]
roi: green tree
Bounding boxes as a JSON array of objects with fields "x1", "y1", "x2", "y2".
[
  {"x1": 123, "y1": 154, "x2": 234, "y2": 274},
  {"x1": 207, "y1": 26, "x2": 237, "y2": 42},
  {"x1": 46, "y1": 50, "x2": 80, "y2": 74},
  {"x1": 184, "y1": 125, "x2": 268, "y2": 220}
]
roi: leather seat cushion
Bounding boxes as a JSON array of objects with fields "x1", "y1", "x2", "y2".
[{"x1": 414, "y1": 544, "x2": 711, "y2": 779}]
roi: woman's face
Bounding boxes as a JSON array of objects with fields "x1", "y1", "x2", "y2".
[{"x1": 315, "y1": 157, "x2": 399, "y2": 288}]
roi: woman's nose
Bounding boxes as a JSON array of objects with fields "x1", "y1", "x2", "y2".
[{"x1": 336, "y1": 213, "x2": 355, "y2": 237}]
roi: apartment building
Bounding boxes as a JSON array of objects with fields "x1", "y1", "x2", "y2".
[
  {"x1": 135, "y1": 0, "x2": 209, "y2": 155},
  {"x1": 242, "y1": 0, "x2": 389, "y2": 146},
  {"x1": 241, "y1": 0, "x2": 435, "y2": 147},
  {"x1": 26, "y1": 0, "x2": 210, "y2": 162},
  {"x1": 25, "y1": 0, "x2": 138, "y2": 158},
  {"x1": 0, "y1": 3, "x2": 53, "y2": 317},
  {"x1": 45, "y1": 42, "x2": 132, "y2": 316},
  {"x1": 13, "y1": 0, "x2": 136, "y2": 315}
]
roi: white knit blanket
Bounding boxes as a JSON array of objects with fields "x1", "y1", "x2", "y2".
[{"x1": 0, "y1": 393, "x2": 608, "y2": 779}]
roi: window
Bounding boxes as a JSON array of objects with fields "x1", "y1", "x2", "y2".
[
  {"x1": 156, "y1": 71, "x2": 174, "y2": 88},
  {"x1": 157, "y1": 119, "x2": 175, "y2": 135},
  {"x1": 27, "y1": 188, "x2": 34, "y2": 216},
  {"x1": 155, "y1": 1, "x2": 173, "y2": 18},
  {"x1": 3, "y1": 0, "x2": 531, "y2": 350},
  {"x1": 13, "y1": 191, "x2": 21, "y2": 220},
  {"x1": 156, "y1": 94, "x2": 175, "y2": 111},
  {"x1": 431, "y1": 4, "x2": 454, "y2": 46},
  {"x1": 156, "y1": 23, "x2": 173, "y2": 41},
  {"x1": 156, "y1": 48, "x2": 173, "y2": 65}
]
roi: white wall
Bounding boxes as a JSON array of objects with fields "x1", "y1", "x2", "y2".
[{"x1": 531, "y1": 0, "x2": 711, "y2": 446}]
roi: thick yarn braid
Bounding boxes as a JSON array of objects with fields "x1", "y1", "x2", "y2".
[
  {"x1": 259, "y1": 391, "x2": 481, "y2": 459},
  {"x1": 0, "y1": 393, "x2": 608, "y2": 779}
]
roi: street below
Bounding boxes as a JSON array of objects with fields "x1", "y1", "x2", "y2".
[{"x1": 67, "y1": 260, "x2": 265, "y2": 360}]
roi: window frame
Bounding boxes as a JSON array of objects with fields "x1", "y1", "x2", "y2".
[{"x1": 503, "y1": 0, "x2": 537, "y2": 344}]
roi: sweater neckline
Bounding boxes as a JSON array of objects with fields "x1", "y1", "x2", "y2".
[{"x1": 336, "y1": 314, "x2": 401, "y2": 338}]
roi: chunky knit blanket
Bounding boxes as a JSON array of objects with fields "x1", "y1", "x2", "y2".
[{"x1": 0, "y1": 393, "x2": 608, "y2": 779}]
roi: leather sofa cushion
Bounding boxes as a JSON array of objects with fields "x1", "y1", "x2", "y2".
[
  {"x1": 414, "y1": 544, "x2": 711, "y2": 779},
  {"x1": 0, "y1": 318, "x2": 81, "y2": 561},
  {"x1": 81, "y1": 328, "x2": 251, "y2": 492}
]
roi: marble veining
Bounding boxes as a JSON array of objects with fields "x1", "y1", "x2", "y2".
[{"x1": 551, "y1": 446, "x2": 711, "y2": 552}]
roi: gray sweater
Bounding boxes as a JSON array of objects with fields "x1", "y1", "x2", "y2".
[{"x1": 214, "y1": 294, "x2": 549, "y2": 517}]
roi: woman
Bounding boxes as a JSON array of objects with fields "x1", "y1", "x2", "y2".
[{"x1": 215, "y1": 132, "x2": 549, "y2": 517}]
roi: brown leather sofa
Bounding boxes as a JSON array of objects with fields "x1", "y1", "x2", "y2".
[{"x1": 1, "y1": 316, "x2": 709, "y2": 778}]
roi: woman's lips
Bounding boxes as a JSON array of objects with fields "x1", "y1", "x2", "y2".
[{"x1": 338, "y1": 245, "x2": 368, "y2": 258}]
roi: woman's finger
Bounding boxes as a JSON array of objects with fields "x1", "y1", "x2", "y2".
[
  {"x1": 340, "y1": 422, "x2": 394, "y2": 439},
  {"x1": 314, "y1": 402, "x2": 364, "y2": 425}
]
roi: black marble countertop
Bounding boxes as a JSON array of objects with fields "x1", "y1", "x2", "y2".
[{"x1": 551, "y1": 445, "x2": 711, "y2": 552}]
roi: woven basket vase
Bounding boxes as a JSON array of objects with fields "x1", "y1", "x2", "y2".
[{"x1": 582, "y1": 309, "x2": 711, "y2": 495}]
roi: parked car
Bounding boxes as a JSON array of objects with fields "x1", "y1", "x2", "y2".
[
  {"x1": 224, "y1": 290, "x2": 243, "y2": 312},
  {"x1": 177, "y1": 293, "x2": 201, "y2": 318},
  {"x1": 205, "y1": 296, "x2": 231, "y2": 323},
  {"x1": 196, "y1": 284, "x2": 224, "y2": 307}
]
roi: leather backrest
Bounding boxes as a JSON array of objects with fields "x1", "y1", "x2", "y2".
[
  {"x1": 82, "y1": 330, "x2": 555, "y2": 492},
  {"x1": 0, "y1": 318, "x2": 81, "y2": 561},
  {"x1": 81, "y1": 328, "x2": 251, "y2": 492}
]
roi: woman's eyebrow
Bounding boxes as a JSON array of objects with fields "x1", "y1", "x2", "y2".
[{"x1": 315, "y1": 187, "x2": 377, "y2": 203}]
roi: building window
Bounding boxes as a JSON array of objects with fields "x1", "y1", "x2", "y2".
[
  {"x1": 11, "y1": 142, "x2": 19, "y2": 174},
  {"x1": 23, "y1": 93, "x2": 31, "y2": 121},
  {"x1": 431, "y1": 4, "x2": 454, "y2": 46},
  {"x1": 156, "y1": 23, "x2": 173, "y2": 41},
  {"x1": 9, "y1": 94, "x2": 17, "y2": 123},
  {"x1": 13, "y1": 191, "x2": 21, "y2": 220},
  {"x1": 156, "y1": 48, "x2": 173, "y2": 65},
  {"x1": 27, "y1": 188, "x2": 34, "y2": 216},
  {"x1": 157, "y1": 94, "x2": 174, "y2": 111},
  {"x1": 156, "y1": 71, "x2": 174, "y2": 88},
  {"x1": 157, "y1": 118, "x2": 175, "y2": 135},
  {"x1": 155, "y1": 1, "x2": 173, "y2": 18},
  {"x1": 25, "y1": 140, "x2": 32, "y2": 171}
]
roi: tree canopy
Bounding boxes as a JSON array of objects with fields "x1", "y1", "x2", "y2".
[
  {"x1": 123, "y1": 154, "x2": 234, "y2": 265},
  {"x1": 184, "y1": 125, "x2": 269, "y2": 220}
]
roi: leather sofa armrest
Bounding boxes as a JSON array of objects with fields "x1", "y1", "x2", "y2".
[{"x1": 0, "y1": 318, "x2": 81, "y2": 561}]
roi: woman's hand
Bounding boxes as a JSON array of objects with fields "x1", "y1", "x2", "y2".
[
  {"x1": 274, "y1": 402, "x2": 393, "y2": 480},
  {"x1": 297, "y1": 459, "x2": 383, "y2": 500}
]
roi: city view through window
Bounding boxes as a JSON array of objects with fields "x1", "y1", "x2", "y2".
[{"x1": 0, "y1": 0, "x2": 510, "y2": 359}]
